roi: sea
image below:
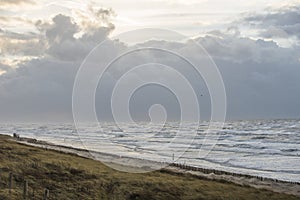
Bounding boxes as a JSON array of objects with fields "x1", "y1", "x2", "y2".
[{"x1": 0, "y1": 119, "x2": 299, "y2": 182}]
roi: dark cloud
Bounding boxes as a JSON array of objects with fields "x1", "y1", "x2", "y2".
[
  {"x1": 0, "y1": 6, "x2": 116, "y2": 61},
  {"x1": 0, "y1": 11, "x2": 118, "y2": 122},
  {"x1": 34, "y1": 8, "x2": 115, "y2": 61},
  {"x1": 35, "y1": 14, "x2": 81, "y2": 61},
  {"x1": 0, "y1": 10, "x2": 300, "y2": 122},
  {"x1": 197, "y1": 33, "x2": 300, "y2": 119},
  {"x1": 243, "y1": 5, "x2": 300, "y2": 39},
  {"x1": 44, "y1": 14, "x2": 78, "y2": 44}
]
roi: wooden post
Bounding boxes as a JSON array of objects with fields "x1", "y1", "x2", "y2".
[
  {"x1": 43, "y1": 189, "x2": 49, "y2": 200},
  {"x1": 23, "y1": 180, "x2": 28, "y2": 200},
  {"x1": 9, "y1": 172, "x2": 13, "y2": 194},
  {"x1": 31, "y1": 188, "x2": 35, "y2": 200}
]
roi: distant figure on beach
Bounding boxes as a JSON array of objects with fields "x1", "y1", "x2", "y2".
[{"x1": 13, "y1": 133, "x2": 20, "y2": 139}]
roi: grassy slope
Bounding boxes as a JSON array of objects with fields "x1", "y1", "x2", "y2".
[{"x1": 0, "y1": 135, "x2": 298, "y2": 200}]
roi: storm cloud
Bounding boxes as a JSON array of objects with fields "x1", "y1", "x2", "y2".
[
  {"x1": 0, "y1": 5, "x2": 300, "y2": 122},
  {"x1": 243, "y1": 5, "x2": 300, "y2": 40}
]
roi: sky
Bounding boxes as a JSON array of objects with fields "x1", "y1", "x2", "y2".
[{"x1": 0, "y1": 0, "x2": 300, "y2": 122}]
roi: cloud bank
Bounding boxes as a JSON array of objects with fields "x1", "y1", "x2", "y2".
[
  {"x1": 0, "y1": 5, "x2": 299, "y2": 122},
  {"x1": 244, "y1": 5, "x2": 300, "y2": 40}
]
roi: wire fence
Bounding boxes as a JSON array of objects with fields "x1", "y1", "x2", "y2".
[
  {"x1": 169, "y1": 163, "x2": 300, "y2": 185},
  {"x1": 0, "y1": 171, "x2": 50, "y2": 200}
]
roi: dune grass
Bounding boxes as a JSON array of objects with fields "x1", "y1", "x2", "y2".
[{"x1": 0, "y1": 134, "x2": 298, "y2": 200}]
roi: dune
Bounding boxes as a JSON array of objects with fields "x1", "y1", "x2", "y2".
[{"x1": 0, "y1": 134, "x2": 299, "y2": 200}]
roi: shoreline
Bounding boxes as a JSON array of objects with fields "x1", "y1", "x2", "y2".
[{"x1": 10, "y1": 134, "x2": 300, "y2": 197}]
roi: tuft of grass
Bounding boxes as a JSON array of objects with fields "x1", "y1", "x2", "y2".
[{"x1": 0, "y1": 134, "x2": 298, "y2": 200}]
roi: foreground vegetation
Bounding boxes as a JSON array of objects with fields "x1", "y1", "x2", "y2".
[{"x1": 0, "y1": 135, "x2": 298, "y2": 200}]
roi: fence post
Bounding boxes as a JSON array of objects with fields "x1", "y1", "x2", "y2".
[
  {"x1": 31, "y1": 188, "x2": 35, "y2": 200},
  {"x1": 9, "y1": 172, "x2": 13, "y2": 194},
  {"x1": 23, "y1": 180, "x2": 28, "y2": 200},
  {"x1": 43, "y1": 189, "x2": 49, "y2": 200}
]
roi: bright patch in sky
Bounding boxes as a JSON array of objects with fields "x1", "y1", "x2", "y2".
[
  {"x1": 1, "y1": 0, "x2": 298, "y2": 35},
  {"x1": 0, "y1": 69, "x2": 6, "y2": 76}
]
